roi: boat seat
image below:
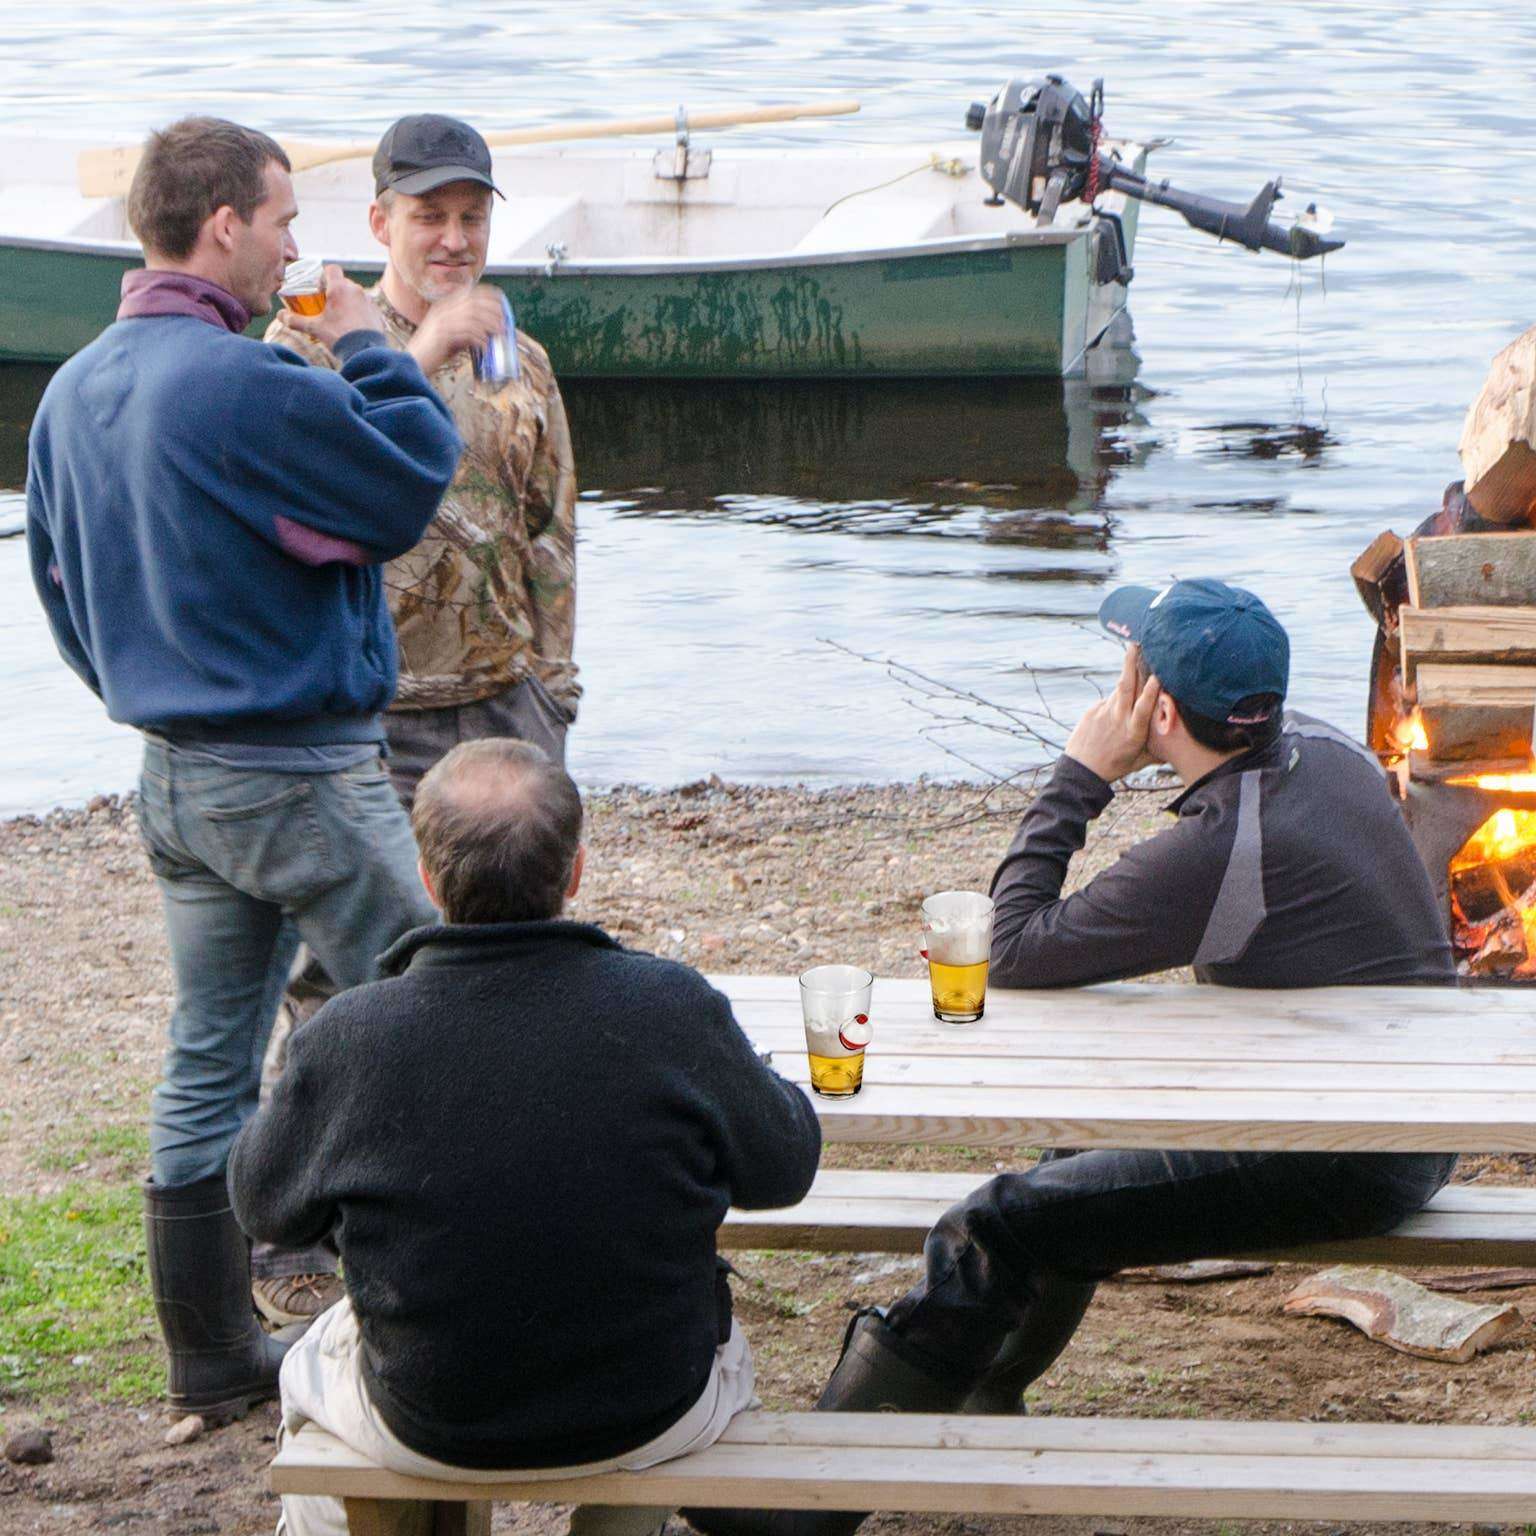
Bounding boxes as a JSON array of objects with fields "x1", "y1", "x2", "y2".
[
  {"x1": 487, "y1": 195, "x2": 582, "y2": 261},
  {"x1": 792, "y1": 197, "x2": 953, "y2": 255},
  {"x1": 9, "y1": 184, "x2": 125, "y2": 240}
]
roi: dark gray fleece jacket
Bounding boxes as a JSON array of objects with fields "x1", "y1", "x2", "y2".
[
  {"x1": 989, "y1": 712, "x2": 1454, "y2": 988},
  {"x1": 229, "y1": 919, "x2": 821, "y2": 1469}
]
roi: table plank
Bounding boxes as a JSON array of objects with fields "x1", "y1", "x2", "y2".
[
  {"x1": 742, "y1": 1024, "x2": 1536, "y2": 1066},
  {"x1": 809, "y1": 1084, "x2": 1536, "y2": 1151},
  {"x1": 743, "y1": 1032, "x2": 1536, "y2": 1069},
  {"x1": 758, "y1": 1053, "x2": 1536, "y2": 1094},
  {"x1": 716, "y1": 975, "x2": 1536, "y2": 1031}
]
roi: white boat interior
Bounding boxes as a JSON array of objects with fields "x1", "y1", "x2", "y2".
[{"x1": 0, "y1": 133, "x2": 1144, "y2": 271}]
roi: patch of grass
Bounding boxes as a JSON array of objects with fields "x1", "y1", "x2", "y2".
[
  {"x1": 0, "y1": 1180, "x2": 158, "y2": 1410},
  {"x1": 36, "y1": 1120, "x2": 148, "y2": 1175}
]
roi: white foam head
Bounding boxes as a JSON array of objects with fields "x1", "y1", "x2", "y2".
[
  {"x1": 799, "y1": 964, "x2": 873, "y2": 1054},
  {"x1": 922, "y1": 890, "x2": 994, "y2": 966}
]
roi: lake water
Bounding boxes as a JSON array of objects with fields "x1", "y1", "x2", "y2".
[{"x1": 3, "y1": 0, "x2": 1533, "y2": 814}]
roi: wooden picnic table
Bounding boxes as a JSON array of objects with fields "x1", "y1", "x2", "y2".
[
  {"x1": 275, "y1": 974, "x2": 1536, "y2": 1529},
  {"x1": 711, "y1": 975, "x2": 1536, "y2": 1155}
]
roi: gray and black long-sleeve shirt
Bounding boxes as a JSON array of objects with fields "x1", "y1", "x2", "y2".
[{"x1": 990, "y1": 712, "x2": 1454, "y2": 989}]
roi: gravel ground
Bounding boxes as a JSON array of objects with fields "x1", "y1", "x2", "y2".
[{"x1": 2, "y1": 781, "x2": 1533, "y2": 1536}]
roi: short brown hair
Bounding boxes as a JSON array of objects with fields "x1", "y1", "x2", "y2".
[
  {"x1": 126, "y1": 117, "x2": 291, "y2": 260},
  {"x1": 412, "y1": 739, "x2": 583, "y2": 925}
]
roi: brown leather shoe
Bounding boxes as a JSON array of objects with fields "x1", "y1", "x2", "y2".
[{"x1": 252, "y1": 1272, "x2": 344, "y2": 1328}]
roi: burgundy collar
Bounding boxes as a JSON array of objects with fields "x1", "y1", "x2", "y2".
[{"x1": 118, "y1": 270, "x2": 253, "y2": 333}]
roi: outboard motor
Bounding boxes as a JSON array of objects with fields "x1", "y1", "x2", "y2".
[{"x1": 965, "y1": 75, "x2": 1343, "y2": 262}]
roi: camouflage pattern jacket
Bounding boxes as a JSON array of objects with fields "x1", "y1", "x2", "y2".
[{"x1": 266, "y1": 290, "x2": 579, "y2": 714}]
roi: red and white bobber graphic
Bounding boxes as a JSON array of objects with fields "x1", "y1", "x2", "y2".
[{"x1": 838, "y1": 1013, "x2": 873, "y2": 1052}]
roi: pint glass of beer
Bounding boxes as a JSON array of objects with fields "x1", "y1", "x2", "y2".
[
  {"x1": 921, "y1": 891, "x2": 994, "y2": 1023},
  {"x1": 279, "y1": 256, "x2": 327, "y2": 316},
  {"x1": 798, "y1": 965, "x2": 873, "y2": 1098}
]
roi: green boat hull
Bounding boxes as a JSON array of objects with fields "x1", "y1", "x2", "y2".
[{"x1": 0, "y1": 226, "x2": 1130, "y2": 378}]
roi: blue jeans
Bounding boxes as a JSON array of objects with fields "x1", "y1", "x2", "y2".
[{"x1": 136, "y1": 738, "x2": 437, "y2": 1188}]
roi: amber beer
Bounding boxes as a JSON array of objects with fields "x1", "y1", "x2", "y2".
[
  {"x1": 279, "y1": 256, "x2": 326, "y2": 316},
  {"x1": 798, "y1": 965, "x2": 874, "y2": 1098},
  {"x1": 806, "y1": 1045, "x2": 866, "y2": 1097},
  {"x1": 928, "y1": 956, "x2": 990, "y2": 1021},
  {"x1": 921, "y1": 891, "x2": 995, "y2": 1024}
]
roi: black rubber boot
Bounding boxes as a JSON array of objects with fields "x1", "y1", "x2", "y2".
[
  {"x1": 143, "y1": 1174, "x2": 290, "y2": 1422},
  {"x1": 956, "y1": 1277, "x2": 1096, "y2": 1414},
  {"x1": 681, "y1": 1309, "x2": 976, "y2": 1536}
]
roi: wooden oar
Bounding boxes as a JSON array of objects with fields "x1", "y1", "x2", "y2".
[{"x1": 76, "y1": 99, "x2": 860, "y2": 199}]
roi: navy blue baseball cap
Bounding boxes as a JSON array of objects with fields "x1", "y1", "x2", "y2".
[{"x1": 1098, "y1": 579, "x2": 1289, "y2": 725}]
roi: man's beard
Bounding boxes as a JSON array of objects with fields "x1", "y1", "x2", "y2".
[{"x1": 410, "y1": 263, "x2": 475, "y2": 305}]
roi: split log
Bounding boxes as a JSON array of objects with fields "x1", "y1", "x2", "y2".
[
  {"x1": 1352, "y1": 529, "x2": 1406, "y2": 626},
  {"x1": 1459, "y1": 322, "x2": 1536, "y2": 524},
  {"x1": 1400, "y1": 604, "x2": 1536, "y2": 683},
  {"x1": 1415, "y1": 662, "x2": 1536, "y2": 760},
  {"x1": 1282, "y1": 1264, "x2": 1522, "y2": 1362},
  {"x1": 1406, "y1": 532, "x2": 1536, "y2": 609},
  {"x1": 1449, "y1": 847, "x2": 1536, "y2": 924}
]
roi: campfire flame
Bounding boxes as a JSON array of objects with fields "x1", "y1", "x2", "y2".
[
  {"x1": 1449, "y1": 772, "x2": 1536, "y2": 793},
  {"x1": 1391, "y1": 708, "x2": 1429, "y2": 756},
  {"x1": 1450, "y1": 806, "x2": 1536, "y2": 976}
]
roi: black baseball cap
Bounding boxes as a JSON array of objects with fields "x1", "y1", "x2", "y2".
[
  {"x1": 373, "y1": 114, "x2": 504, "y2": 198},
  {"x1": 1098, "y1": 578, "x2": 1289, "y2": 725}
]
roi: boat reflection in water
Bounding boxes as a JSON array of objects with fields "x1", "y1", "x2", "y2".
[
  {"x1": 565, "y1": 355, "x2": 1149, "y2": 553},
  {"x1": 0, "y1": 363, "x2": 51, "y2": 525}
]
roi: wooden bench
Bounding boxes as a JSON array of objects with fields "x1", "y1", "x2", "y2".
[
  {"x1": 724, "y1": 1168, "x2": 1536, "y2": 1266},
  {"x1": 271, "y1": 1412, "x2": 1536, "y2": 1530}
]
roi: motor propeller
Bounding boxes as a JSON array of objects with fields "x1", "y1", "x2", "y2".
[{"x1": 965, "y1": 75, "x2": 1344, "y2": 262}]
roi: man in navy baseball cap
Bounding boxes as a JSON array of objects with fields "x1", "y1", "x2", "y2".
[
  {"x1": 686, "y1": 574, "x2": 1455, "y2": 1536},
  {"x1": 1098, "y1": 577, "x2": 1289, "y2": 731}
]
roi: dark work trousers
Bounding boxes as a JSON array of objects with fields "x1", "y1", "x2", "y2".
[
  {"x1": 381, "y1": 673, "x2": 573, "y2": 810},
  {"x1": 882, "y1": 1147, "x2": 1459, "y2": 1384},
  {"x1": 251, "y1": 677, "x2": 573, "y2": 1282}
]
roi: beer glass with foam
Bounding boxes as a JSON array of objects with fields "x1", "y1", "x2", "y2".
[
  {"x1": 798, "y1": 965, "x2": 873, "y2": 1098},
  {"x1": 279, "y1": 256, "x2": 327, "y2": 316},
  {"x1": 921, "y1": 891, "x2": 994, "y2": 1023}
]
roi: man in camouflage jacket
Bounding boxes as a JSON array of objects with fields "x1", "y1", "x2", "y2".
[
  {"x1": 252, "y1": 114, "x2": 580, "y2": 1328},
  {"x1": 267, "y1": 113, "x2": 579, "y2": 800}
]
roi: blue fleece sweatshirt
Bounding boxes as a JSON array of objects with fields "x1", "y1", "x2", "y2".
[{"x1": 26, "y1": 317, "x2": 461, "y2": 744}]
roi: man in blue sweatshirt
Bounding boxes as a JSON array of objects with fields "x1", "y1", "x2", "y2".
[{"x1": 25, "y1": 116, "x2": 477, "y2": 1422}]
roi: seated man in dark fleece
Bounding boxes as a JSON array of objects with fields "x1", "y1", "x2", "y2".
[
  {"x1": 686, "y1": 578, "x2": 1455, "y2": 1536},
  {"x1": 229, "y1": 738, "x2": 821, "y2": 1536}
]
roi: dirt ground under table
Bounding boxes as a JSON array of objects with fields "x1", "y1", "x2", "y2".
[{"x1": 1, "y1": 781, "x2": 1532, "y2": 1536}]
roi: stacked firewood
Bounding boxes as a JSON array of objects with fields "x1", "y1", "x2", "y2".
[{"x1": 1354, "y1": 324, "x2": 1536, "y2": 767}]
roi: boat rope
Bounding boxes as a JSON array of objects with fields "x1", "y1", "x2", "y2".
[
  {"x1": 818, "y1": 152, "x2": 970, "y2": 219},
  {"x1": 1084, "y1": 79, "x2": 1104, "y2": 205}
]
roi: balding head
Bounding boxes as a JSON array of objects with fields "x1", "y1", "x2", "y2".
[{"x1": 411, "y1": 739, "x2": 584, "y2": 924}]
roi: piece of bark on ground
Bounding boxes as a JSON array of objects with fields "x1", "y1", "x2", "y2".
[
  {"x1": 1282, "y1": 1264, "x2": 1523, "y2": 1362},
  {"x1": 1417, "y1": 1266, "x2": 1536, "y2": 1293},
  {"x1": 1115, "y1": 1259, "x2": 1273, "y2": 1284}
]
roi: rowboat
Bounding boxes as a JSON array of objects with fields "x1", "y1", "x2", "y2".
[{"x1": 0, "y1": 129, "x2": 1148, "y2": 378}]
